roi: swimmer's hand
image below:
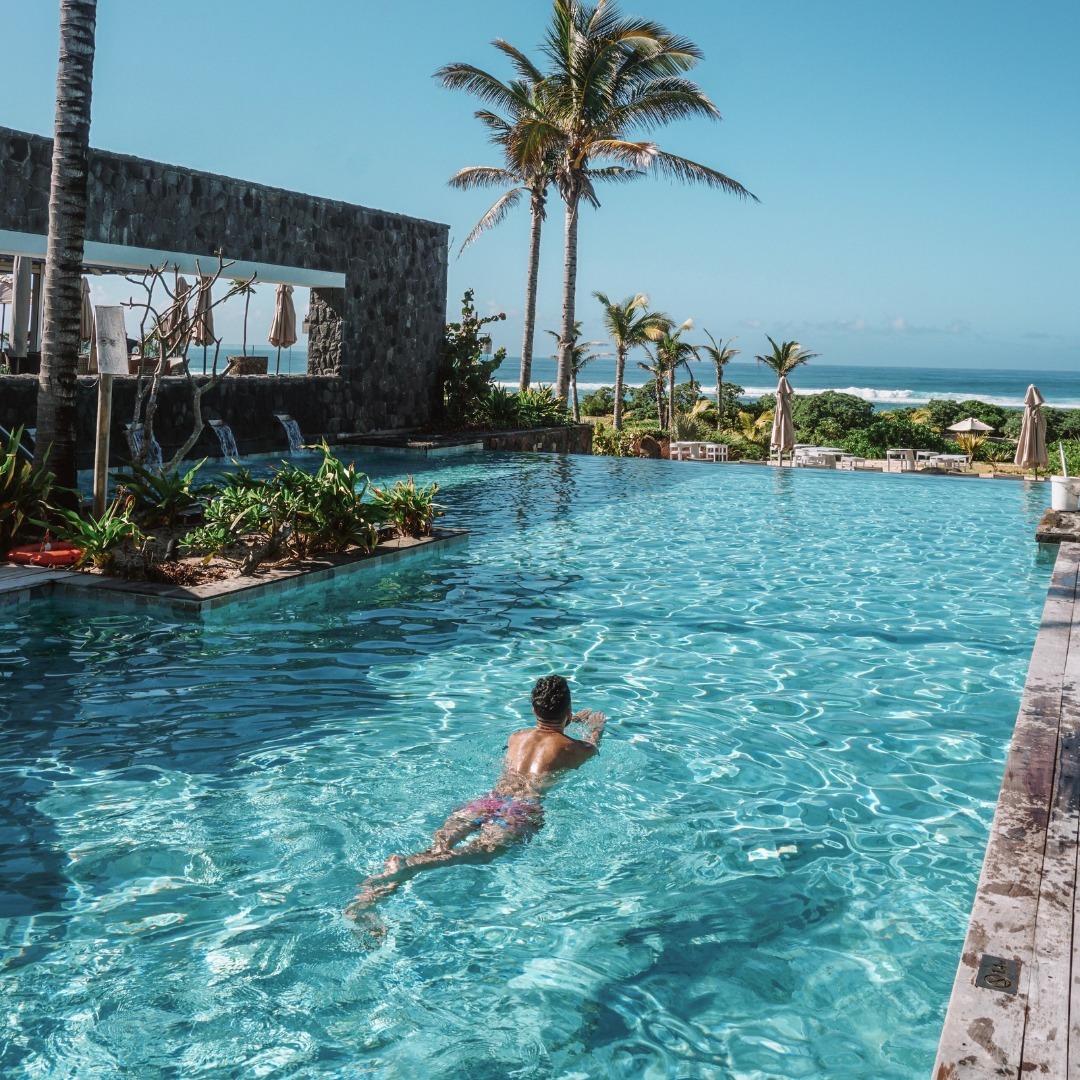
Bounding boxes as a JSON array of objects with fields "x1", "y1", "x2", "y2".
[{"x1": 573, "y1": 710, "x2": 607, "y2": 748}]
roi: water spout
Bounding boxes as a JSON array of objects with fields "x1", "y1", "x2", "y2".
[
  {"x1": 208, "y1": 419, "x2": 239, "y2": 459},
  {"x1": 125, "y1": 424, "x2": 163, "y2": 469},
  {"x1": 275, "y1": 413, "x2": 304, "y2": 453}
]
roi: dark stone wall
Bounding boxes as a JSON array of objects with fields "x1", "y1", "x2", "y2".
[
  {"x1": 0, "y1": 126, "x2": 448, "y2": 431},
  {"x1": 1, "y1": 374, "x2": 347, "y2": 470}
]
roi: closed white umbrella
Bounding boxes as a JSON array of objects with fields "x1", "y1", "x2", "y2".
[
  {"x1": 1014, "y1": 384, "x2": 1048, "y2": 478},
  {"x1": 79, "y1": 276, "x2": 93, "y2": 341},
  {"x1": 770, "y1": 374, "x2": 796, "y2": 465},
  {"x1": 10, "y1": 256, "x2": 31, "y2": 360},
  {"x1": 191, "y1": 275, "x2": 216, "y2": 373},
  {"x1": 0, "y1": 274, "x2": 10, "y2": 352},
  {"x1": 268, "y1": 283, "x2": 297, "y2": 375}
]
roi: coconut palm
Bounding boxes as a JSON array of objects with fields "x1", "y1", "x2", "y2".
[
  {"x1": 699, "y1": 331, "x2": 739, "y2": 431},
  {"x1": 35, "y1": 0, "x2": 98, "y2": 494},
  {"x1": 437, "y1": 56, "x2": 555, "y2": 391},
  {"x1": 524, "y1": 0, "x2": 755, "y2": 400},
  {"x1": 754, "y1": 335, "x2": 819, "y2": 379},
  {"x1": 655, "y1": 319, "x2": 699, "y2": 429},
  {"x1": 594, "y1": 291, "x2": 668, "y2": 430},
  {"x1": 546, "y1": 322, "x2": 604, "y2": 421}
]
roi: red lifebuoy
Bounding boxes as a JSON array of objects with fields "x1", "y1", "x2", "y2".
[{"x1": 6, "y1": 540, "x2": 84, "y2": 567}]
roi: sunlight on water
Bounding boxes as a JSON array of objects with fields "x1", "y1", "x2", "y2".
[{"x1": 0, "y1": 454, "x2": 1053, "y2": 1077}]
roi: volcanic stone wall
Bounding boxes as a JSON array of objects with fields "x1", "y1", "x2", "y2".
[{"x1": 0, "y1": 126, "x2": 448, "y2": 432}]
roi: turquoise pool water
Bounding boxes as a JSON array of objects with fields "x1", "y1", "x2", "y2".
[{"x1": 0, "y1": 453, "x2": 1053, "y2": 1078}]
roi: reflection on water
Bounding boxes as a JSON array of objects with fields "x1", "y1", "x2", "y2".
[{"x1": 0, "y1": 455, "x2": 1053, "y2": 1078}]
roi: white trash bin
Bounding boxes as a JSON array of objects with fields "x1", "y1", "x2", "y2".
[{"x1": 1050, "y1": 475, "x2": 1080, "y2": 511}]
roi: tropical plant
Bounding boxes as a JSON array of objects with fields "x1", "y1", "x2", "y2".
[
  {"x1": 791, "y1": 391, "x2": 874, "y2": 445},
  {"x1": 369, "y1": 477, "x2": 443, "y2": 538},
  {"x1": 699, "y1": 332, "x2": 739, "y2": 431},
  {"x1": 442, "y1": 289, "x2": 507, "y2": 426},
  {"x1": 112, "y1": 459, "x2": 212, "y2": 528},
  {"x1": 518, "y1": 0, "x2": 755, "y2": 399},
  {"x1": 755, "y1": 336, "x2": 820, "y2": 380},
  {"x1": 436, "y1": 58, "x2": 559, "y2": 391},
  {"x1": 229, "y1": 278, "x2": 257, "y2": 356},
  {"x1": 734, "y1": 409, "x2": 772, "y2": 446},
  {"x1": 517, "y1": 386, "x2": 573, "y2": 427},
  {"x1": 590, "y1": 422, "x2": 639, "y2": 457},
  {"x1": 670, "y1": 400, "x2": 714, "y2": 442},
  {"x1": 54, "y1": 500, "x2": 143, "y2": 569},
  {"x1": 1, "y1": 428, "x2": 55, "y2": 549},
  {"x1": 640, "y1": 319, "x2": 697, "y2": 429},
  {"x1": 594, "y1": 291, "x2": 669, "y2": 430},
  {"x1": 35, "y1": 0, "x2": 99, "y2": 499},
  {"x1": 953, "y1": 432, "x2": 987, "y2": 461},
  {"x1": 545, "y1": 322, "x2": 604, "y2": 421},
  {"x1": 579, "y1": 386, "x2": 618, "y2": 417}
]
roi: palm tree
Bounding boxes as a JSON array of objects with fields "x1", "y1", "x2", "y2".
[
  {"x1": 754, "y1": 335, "x2": 819, "y2": 379},
  {"x1": 699, "y1": 331, "x2": 739, "y2": 430},
  {"x1": 525, "y1": 0, "x2": 756, "y2": 401},
  {"x1": 656, "y1": 319, "x2": 698, "y2": 429},
  {"x1": 35, "y1": 0, "x2": 98, "y2": 494},
  {"x1": 546, "y1": 322, "x2": 604, "y2": 421},
  {"x1": 594, "y1": 292, "x2": 668, "y2": 430},
  {"x1": 437, "y1": 54, "x2": 556, "y2": 391}
]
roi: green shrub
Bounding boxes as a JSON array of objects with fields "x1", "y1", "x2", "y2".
[
  {"x1": 54, "y1": 500, "x2": 143, "y2": 569},
  {"x1": 591, "y1": 423, "x2": 639, "y2": 457},
  {"x1": 516, "y1": 386, "x2": 572, "y2": 428},
  {"x1": 1, "y1": 427, "x2": 54, "y2": 549},
  {"x1": 580, "y1": 386, "x2": 618, "y2": 417},
  {"x1": 441, "y1": 289, "x2": 506, "y2": 427},
  {"x1": 792, "y1": 391, "x2": 874, "y2": 444},
  {"x1": 369, "y1": 477, "x2": 442, "y2": 538},
  {"x1": 112, "y1": 459, "x2": 212, "y2": 528}
]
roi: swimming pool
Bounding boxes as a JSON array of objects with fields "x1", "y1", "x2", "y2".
[{"x1": 0, "y1": 453, "x2": 1053, "y2": 1077}]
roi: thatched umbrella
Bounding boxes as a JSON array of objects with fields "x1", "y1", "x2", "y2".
[
  {"x1": 770, "y1": 375, "x2": 796, "y2": 465},
  {"x1": 268, "y1": 284, "x2": 297, "y2": 375},
  {"x1": 1014, "y1": 384, "x2": 1048, "y2": 478}
]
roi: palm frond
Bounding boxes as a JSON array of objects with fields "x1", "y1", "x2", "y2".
[
  {"x1": 458, "y1": 188, "x2": 525, "y2": 254},
  {"x1": 448, "y1": 166, "x2": 517, "y2": 191},
  {"x1": 491, "y1": 38, "x2": 546, "y2": 84},
  {"x1": 648, "y1": 150, "x2": 758, "y2": 199}
]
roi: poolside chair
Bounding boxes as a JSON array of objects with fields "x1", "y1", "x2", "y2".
[{"x1": 884, "y1": 448, "x2": 916, "y2": 473}]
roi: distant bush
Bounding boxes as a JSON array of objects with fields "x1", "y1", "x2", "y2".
[
  {"x1": 591, "y1": 423, "x2": 639, "y2": 457},
  {"x1": 580, "y1": 386, "x2": 618, "y2": 417},
  {"x1": 840, "y1": 414, "x2": 950, "y2": 459},
  {"x1": 792, "y1": 391, "x2": 874, "y2": 444}
]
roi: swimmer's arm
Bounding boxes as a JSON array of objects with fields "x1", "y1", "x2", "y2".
[{"x1": 574, "y1": 710, "x2": 607, "y2": 749}]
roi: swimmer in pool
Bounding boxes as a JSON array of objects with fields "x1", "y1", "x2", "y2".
[{"x1": 345, "y1": 675, "x2": 606, "y2": 919}]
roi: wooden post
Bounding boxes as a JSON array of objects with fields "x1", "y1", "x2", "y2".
[
  {"x1": 92, "y1": 372, "x2": 112, "y2": 516},
  {"x1": 92, "y1": 306, "x2": 130, "y2": 516}
]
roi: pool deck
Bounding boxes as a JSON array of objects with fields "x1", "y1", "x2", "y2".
[
  {"x1": 934, "y1": 540, "x2": 1080, "y2": 1078},
  {"x1": 0, "y1": 528, "x2": 467, "y2": 615}
]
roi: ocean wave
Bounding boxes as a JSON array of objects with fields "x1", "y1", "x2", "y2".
[{"x1": 499, "y1": 380, "x2": 1080, "y2": 411}]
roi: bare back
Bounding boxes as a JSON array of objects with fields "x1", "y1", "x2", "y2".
[{"x1": 505, "y1": 728, "x2": 595, "y2": 778}]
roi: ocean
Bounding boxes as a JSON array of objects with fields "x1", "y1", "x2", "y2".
[
  {"x1": 208, "y1": 345, "x2": 1077, "y2": 411},
  {"x1": 497, "y1": 357, "x2": 1079, "y2": 411}
]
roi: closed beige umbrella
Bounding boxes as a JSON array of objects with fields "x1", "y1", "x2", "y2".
[
  {"x1": 1014, "y1": 384, "x2": 1048, "y2": 477},
  {"x1": 268, "y1": 283, "x2": 297, "y2": 374},
  {"x1": 191, "y1": 275, "x2": 216, "y2": 373},
  {"x1": 161, "y1": 275, "x2": 191, "y2": 359},
  {"x1": 79, "y1": 276, "x2": 93, "y2": 341},
  {"x1": 770, "y1": 374, "x2": 796, "y2": 465}
]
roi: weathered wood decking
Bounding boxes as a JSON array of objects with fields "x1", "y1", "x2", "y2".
[{"x1": 935, "y1": 541, "x2": 1080, "y2": 1078}]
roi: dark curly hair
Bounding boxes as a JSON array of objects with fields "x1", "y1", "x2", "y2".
[{"x1": 531, "y1": 675, "x2": 571, "y2": 722}]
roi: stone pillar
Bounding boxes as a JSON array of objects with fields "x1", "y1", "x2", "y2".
[{"x1": 306, "y1": 287, "x2": 344, "y2": 375}]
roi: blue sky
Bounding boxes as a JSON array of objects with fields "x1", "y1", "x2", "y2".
[{"x1": 5, "y1": 0, "x2": 1078, "y2": 370}]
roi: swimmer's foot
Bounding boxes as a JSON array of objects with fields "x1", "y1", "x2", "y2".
[{"x1": 345, "y1": 907, "x2": 388, "y2": 946}]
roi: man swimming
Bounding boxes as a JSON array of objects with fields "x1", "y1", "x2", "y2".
[{"x1": 345, "y1": 675, "x2": 606, "y2": 918}]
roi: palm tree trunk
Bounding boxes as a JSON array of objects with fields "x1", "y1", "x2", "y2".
[
  {"x1": 571, "y1": 373, "x2": 580, "y2": 421},
  {"x1": 654, "y1": 376, "x2": 663, "y2": 428},
  {"x1": 518, "y1": 190, "x2": 544, "y2": 391},
  {"x1": 668, "y1": 367, "x2": 676, "y2": 430},
  {"x1": 716, "y1": 369, "x2": 723, "y2": 430},
  {"x1": 35, "y1": 0, "x2": 98, "y2": 497},
  {"x1": 613, "y1": 345, "x2": 627, "y2": 431},
  {"x1": 556, "y1": 196, "x2": 579, "y2": 401}
]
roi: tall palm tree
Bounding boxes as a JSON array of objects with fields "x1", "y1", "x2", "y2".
[
  {"x1": 437, "y1": 54, "x2": 554, "y2": 391},
  {"x1": 652, "y1": 317, "x2": 695, "y2": 427},
  {"x1": 545, "y1": 322, "x2": 604, "y2": 421},
  {"x1": 594, "y1": 291, "x2": 668, "y2": 430},
  {"x1": 700, "y1": 331, "x2": 739, "y2": 430},
  {"x1": 35, "y1": 0, "x2": 98, "y2": 494},
  {"x1": 524, "y1": 0, "x2": 756, "y2": 401},
  {"x1": 754, "y1": 335, "x2": 820, "y2": 379}
]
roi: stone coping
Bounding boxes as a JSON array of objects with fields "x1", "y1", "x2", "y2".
[
  {"x1": 934, "y1": 540, "x2": 1080, "y2": 1075},
  {"x1": 0, "y1": 528, "x2": 467, "y2": 616},
  {"x1": 1036, "y1": 509, "x2": 1080, "y2": 544}
]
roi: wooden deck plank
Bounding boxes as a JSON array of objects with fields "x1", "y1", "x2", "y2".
[{"x1": 934, "y1": 544, "x2": 1078, "y2": 1078}]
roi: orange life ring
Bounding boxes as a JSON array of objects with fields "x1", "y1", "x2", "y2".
[{"x1": 7, "y1": 540, "x2": 84, "y2": 567}]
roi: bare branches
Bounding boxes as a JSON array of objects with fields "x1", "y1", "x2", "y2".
[{"x1": 119, "y1": 253, "x2": 256, "y2": 469}]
